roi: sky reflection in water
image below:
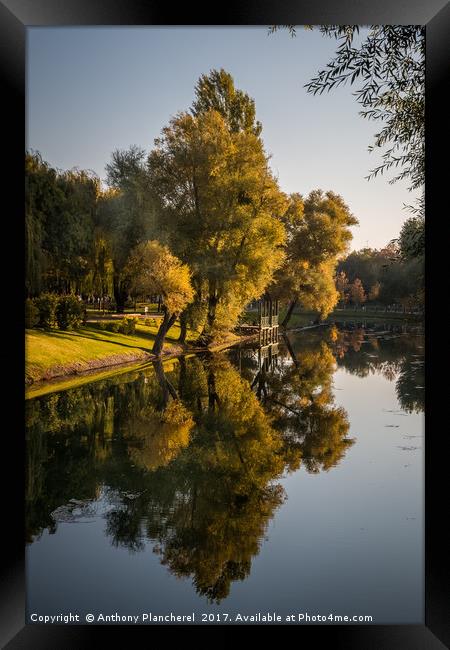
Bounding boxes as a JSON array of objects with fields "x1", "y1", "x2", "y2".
[{"x1": 26, "y1": 323, "x2": 424, "y2": 623}]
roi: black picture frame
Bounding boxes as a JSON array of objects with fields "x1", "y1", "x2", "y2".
[{"x1": 1, "y1": 1, "x2": 448, "y2": 647}]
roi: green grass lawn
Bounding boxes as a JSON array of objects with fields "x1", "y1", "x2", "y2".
[{"x1": 25, "y1": 321, "x2": 197, "y2": 385}]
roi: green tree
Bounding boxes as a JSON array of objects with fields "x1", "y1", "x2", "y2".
[
  {"x1": 192, "y1": 68, "x2": 262, "y2": 136},
  {"x1": 337, "y1": 243, "x2": 423, "y2": 310},
  {"x1": 337, "y1": 247, "x2": 393, "y2": 292},
  {"x1": 271, "y1": 190, "x2": 357, "y2": 326},
  {"x1": 335, "y1": 270, "x2": 350, "y2": 305},
  {"x1": 148, "y1": 108, "x2": 287, "y2": 345},
  {"x1": 25, "y1": 152, "x2": 61, "y2": 296},
  {"x1": 87, "y1": 235, "x2": 115, "y2": 306},
  {"x1": 125, "y1": 240, "x2": 194, "y2": 355},
  {"x1": 46, "y1": 168, "x2": 99, "y2": 293},
  {"x1": 25, "y1": 152, "x2": 100, "y2": 296},
  {"x1": 379, "y1": 257, "x2": 423, "y2": 310},
  {"x1": 398, "y1": 216, "x2": 425, "y2": 260},
  {"x1": 102, "y1": 145, "x2": 157, "y2": 311}
]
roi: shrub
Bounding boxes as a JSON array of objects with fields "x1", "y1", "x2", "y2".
[
  {"x1": 89, "y1": 317, "x2": 138, "y2": 335},
  {"x1": 144, "y1": 317, "x2": 158, "y2": 328},
  {"x1": 25, "y1": 298, "x2": 39, "y2": 329},
  {"x1": 34, "y1": 293, "x2": 58, "y2": 328},
  {"x1": 94, "y1": 321, "x2": 109, "y2": 331},
  {"x1": 118, "y1": 316, "x2": 138, "y2": 335},
  {"x1": 55, "y1": 295, "x2": 84, "y2": 330},
  {"x1": 89, "y1": 320, "x2": 113, "y2": 332}
]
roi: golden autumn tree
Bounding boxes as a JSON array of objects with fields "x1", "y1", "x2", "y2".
[
  {"x1": 125, "y1": 240, "x2": 194, "y2": 355},
  {"x1": 350, "y1": 277, "x2": 366, "y2": 307},
  {"x1": 270, "y1": 190, "x2": 357, "y2": 326},
  {"x1": 148, "y1": 108, "x2": 287, "y2": 345}
]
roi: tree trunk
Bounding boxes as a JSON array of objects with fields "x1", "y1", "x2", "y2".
[
  {"x1": 281, "y1": 298, "x2": 297, "y2": 328},
  {"x1": 207, "y1": 367, "x2": 220, "y2": 411},
  {"x1": 255, "y1": 368, "x2": 267, "y2": 401},
  {"x1": 113, "y1": 274, "x2": 127, "y2": 314},
  {"x1": 152, "y1": 358, "x2": 179, "y2": 409},
  {"x1": 283, "y1": 333, "x2": 299, "y2": 367},
  {"x1": 178, "y1": 356, "x2": 187, "y2": 399},
  {"x1": 153, "y1": 359, "x2": 169, "y2": 409},
  {"x1": 152, "y1": 310, "x2": 177, "y2": 356},
  {"x1": 197, "y1": 293, "x2": 218, "y2": 346},
  {"x1": 178, "y1": 310, "x2": 188, "y2": 344}
]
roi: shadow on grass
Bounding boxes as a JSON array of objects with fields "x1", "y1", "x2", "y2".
[
  {"x1": 33, "y1": 326, "x2": 183, "y2": 352},
  {"x1": 36, "y1": 328, "x2": 153, "y2": 353},
  {"x1": 85, "y1": 326, "x2": 183, "y2": 345}
]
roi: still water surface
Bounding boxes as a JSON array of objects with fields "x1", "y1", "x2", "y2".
[{"x1": 26, "y1": 323, "x2": 424, "y2": 624}]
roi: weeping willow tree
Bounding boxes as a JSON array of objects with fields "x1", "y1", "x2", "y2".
[
  {"x1": 81, "y1": 235, "x2": 115, "y2": 302},
  {"x1": 25, "y1": 151, "x2": 101, "y2": 296}
]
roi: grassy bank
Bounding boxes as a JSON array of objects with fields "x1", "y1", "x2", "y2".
[
  {"x1": 25, "y1": 318, "x2": 248, "y2": 398},
  {"x1": 25, "y1": 321, "x2": 196, "y2": 386},
  {"x1": 26, "y1": 305, "x2": 421, "y2": 397}
]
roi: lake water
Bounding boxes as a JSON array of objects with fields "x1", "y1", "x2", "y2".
[{"x1": 26, "y1": 323, "x2": 424, "y2": 624}]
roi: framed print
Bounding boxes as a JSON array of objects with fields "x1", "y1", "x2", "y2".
[{"x1": 1, "y1": 0, "x2": 448, "y2": 647}]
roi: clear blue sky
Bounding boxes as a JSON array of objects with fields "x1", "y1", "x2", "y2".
[{"x1": 27, "y1": 26, "x2": 419, "y2": 251}]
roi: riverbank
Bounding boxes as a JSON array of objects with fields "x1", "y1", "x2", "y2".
[
  {"x1": 327, "y1": 308, "x2": 423, "y2": 323},
  {"x1": 25, "y1": 323, "x2": 253, "y2": 399},
  {"x1": 25, "y1": 322, "x2": 188, "y2": 384},
  {"x1": 277, "y1": 309, "x2": 423, "y2": 329},
  {"x1": 25, "y1": 309, "x2": 423, "y2": 399}
]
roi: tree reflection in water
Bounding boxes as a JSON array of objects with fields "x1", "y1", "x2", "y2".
[
  {"x1": 328, "y1": 323, "x2": 424, "y2": 413},
  {"x1": 25, "y1": 323, "x2": 423, "y2": 601}
]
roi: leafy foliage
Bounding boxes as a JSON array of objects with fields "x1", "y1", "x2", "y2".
[
  {"x1": 125, "y1": 240, "x2": 194, "y2": 354},
  {"x1": 349, "y1": 278, "x2": 366, "y2": 306},
  {"x1": 192, "y1": 68, "x2": 262, "y2": 136},
  {"x1": 270, "y1": 26, "x2": 425, "y2": 216},
  {"x1": 34, "y1": 293, "x2": 58, "y2": 328},
  {"x1": 92, "y1": 316, "x2": 138, "y2": 335},
  {"x1": 271, "y1": 190, "x2": 357, "y2": 322},
  {"x1": 26, "y1": 152, "x2": 100, "y2": 296},
  {"x1": 25, "y1": 299, "x2": 39, "y2": 329},
  {"x1": 148, "y1": 107, "x2": 287, "y2": 341},
  {"x1": 55, "y1": 295, "x2": 84, "y2": 330},
  {"x1": 125, "y1": 240, "x2": 194, "y2": 316},
  {"x1": 337, "y1": 245, "x2": 423, "y2": 310},
  {"x1": 398, "y1": 216, "x2": 425, "y2": 260},
  {"x1": 304, "y1": 26, "x2": 424, "y2": 196}
]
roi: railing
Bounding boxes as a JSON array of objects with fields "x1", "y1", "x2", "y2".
[
  {"x1": 260, "y1": 315, "x2": 278, "y2": 328},
  {"x1": 260, "y1": 343, "x2": 279, "y2": 358}
]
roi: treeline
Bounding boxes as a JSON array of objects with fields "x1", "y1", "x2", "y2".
[
  {"x1": 335, "y1": 225, "x2": 424, "y2": 312},
  {"x1": 26, "y1": 69, "x2": 360, "y2": 352}
]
